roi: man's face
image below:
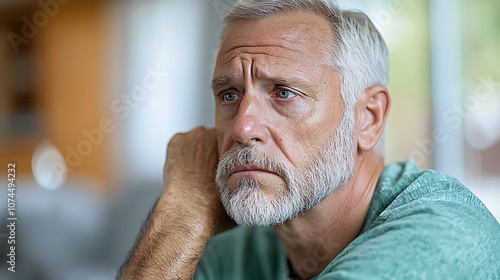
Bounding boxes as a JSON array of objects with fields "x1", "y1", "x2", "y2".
[{"x1": 213, "y1": 10, "x2": 355, "y2": 226}]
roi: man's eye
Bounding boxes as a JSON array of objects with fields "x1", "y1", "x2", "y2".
[
  {"x1": 277, "y1": 89, "x2": 297, "y2": 99},
  {"x1": 222, "y1": 93, "x2": 239, "y2": 102}
]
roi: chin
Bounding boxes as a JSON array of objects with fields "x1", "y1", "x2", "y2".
[
  {"x1": 220, "y1": 177, "x2": 297, "y2": 227},
  {"x1": 227, "y1": 175, "x2": 286, "y2": 197}
]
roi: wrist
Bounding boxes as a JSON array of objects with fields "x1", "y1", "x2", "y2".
[{"x1": 156, "y1": 186, "x2": 222, "y2": 233}]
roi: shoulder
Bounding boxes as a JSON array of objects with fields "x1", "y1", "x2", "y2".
[
  {"x1": 319, "y1": 166, "x2": 500, "y2": 279},
  {"x1": 196, "y1": 226, "x2": 288, "y2": 280}
]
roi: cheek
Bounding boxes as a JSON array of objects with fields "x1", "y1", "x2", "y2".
[
  {"x1": 271, "y1": 98, "x2": 313, "y2": 119},
  {"x1": 215, "y1": 120, "x2": 234, "y2": 156},
  {"x1": 287, "y1": 131, "x2": 320, "y2": 163},
  {"x1": 270, "y1": 125, "x2": 316, "y2": 168},
  {"x1": 281, "y1": 108, "x2": 340, "y2": 163}
]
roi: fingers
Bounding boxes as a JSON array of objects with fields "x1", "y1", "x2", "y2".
[{"x1": 164, "y1": 126, "x2": 219, "y2": 193}]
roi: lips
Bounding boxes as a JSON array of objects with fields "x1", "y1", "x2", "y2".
[{"x1": 231, "y1": 164, "x2": 275, "y2": 176}]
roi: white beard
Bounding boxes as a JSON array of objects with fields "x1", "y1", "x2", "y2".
[{"x1": 215, "y1": 111, "x2": 355, "y2": 227}]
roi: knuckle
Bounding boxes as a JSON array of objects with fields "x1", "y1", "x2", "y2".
[
  {"x1": 193, "y1": 126, "x2": 206, "y2": 132},
  {"x1": 170, "y1": 133, "x2": 183, "y2": 143}
]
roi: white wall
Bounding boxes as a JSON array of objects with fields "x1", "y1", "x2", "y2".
[{"x1": 122, "y1": 0, "x2": 222, "y2": 183}]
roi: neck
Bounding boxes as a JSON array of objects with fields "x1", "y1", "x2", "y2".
[{"x1": 273, "y1": 151, "x2": 385, "y2": 279}]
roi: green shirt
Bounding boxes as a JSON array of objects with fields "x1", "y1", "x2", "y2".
[{"x1": 196, "y1": 161, "x2": 500, "y2": 279}]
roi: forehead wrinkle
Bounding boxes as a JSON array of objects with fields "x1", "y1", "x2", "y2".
[
  {"x1": 223, "y1": 34, "x2": 304, "y2": 52},
  {"x1": 214, "y1": 50, "x2": 326, "y2": 94},
  {"x1": 213, "y1": 45, "x2": 301, "y2": 89},
  {"x1": 219, "y1": 43, "x2": 303, "y2": 66},
  {"x1": 213, "y1": 57, "x2": 313, "y2": 89},
  {"x1": 220, "y1": 14, "x2": 333, "y2": 61}
]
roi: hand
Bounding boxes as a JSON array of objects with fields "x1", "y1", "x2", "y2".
[
  {"x1": 162, "y1": 127, "x2": 219, "y2": 212},
  {"x1": 118, "y1": 127, "x2": 237, "y2": 280},
  {"x1": 161, "y1": 127, "x2": 236, "y2": 232},
  {"x1": 119, "y1": 127, "x2": 231, "y2": 279}
]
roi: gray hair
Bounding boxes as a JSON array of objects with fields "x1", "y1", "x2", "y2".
[{"x1": 220, "y1": 0, "x2": 389, "y2": 154}]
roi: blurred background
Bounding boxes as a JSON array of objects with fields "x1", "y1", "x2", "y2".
[{"x1": 0, "y1": 0, "x2": 498, "y2": 279}]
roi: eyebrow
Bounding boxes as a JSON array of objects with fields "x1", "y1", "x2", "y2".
[
  {"x1": 211, "y1": 71, "x2": 312, "y2": 91},
  {"x1": 211, "y1": 72, "x2": 237, "y2": 90}
]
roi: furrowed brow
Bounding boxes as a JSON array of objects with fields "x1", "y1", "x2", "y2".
[
  {"x1": 272, "y1": 78, "x2": 293, "y2": 86},
  {"x1": 266, "y1": 75, "x2": 312, "y2": 90},
  {"x1": 211, "y1": 71, "x2": 314, "y2": 93},
  {"x1": 211, "y1": 72, "x2": 237, "y2": 89}
]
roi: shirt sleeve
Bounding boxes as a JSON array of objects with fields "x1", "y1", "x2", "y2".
[{"x1": 317, "y1": 183, "x2": 500, "y2": 280}]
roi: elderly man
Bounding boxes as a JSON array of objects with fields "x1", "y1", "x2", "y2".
[{"x1": 119, "y1": 0, "x2": 500, "y2": 279}]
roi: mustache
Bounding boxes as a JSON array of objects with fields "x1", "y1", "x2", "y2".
[{"x1": 216, "y1": 146, "x2": 289, "y2": 180}]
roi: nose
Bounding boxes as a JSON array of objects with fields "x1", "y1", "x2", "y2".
[{"x1": 232, "y1": 94, "x2": 268, "y2": 146}]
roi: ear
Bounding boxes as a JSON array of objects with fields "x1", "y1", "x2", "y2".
[{"x1": 356, "y1": 85, "x2": 391, "y2": 151}]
